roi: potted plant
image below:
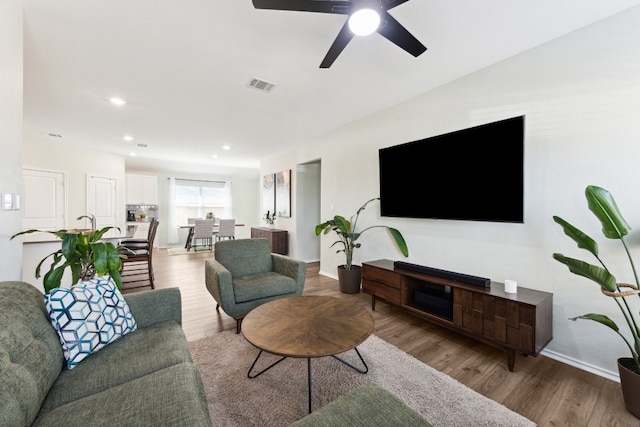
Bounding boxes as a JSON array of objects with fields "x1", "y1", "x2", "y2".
[
  {"x1": 552, "y1": 185, "x2": 640, "y2": 418},
  {"x1": 264, "y1": 210, "x2": 276, "y2": 228},
  {"x1": 11, "y1": 227, "x2": 124, "y2": 292},
  {"x1": 315, "y1": 197, "x2": 409, "y2": 293}
]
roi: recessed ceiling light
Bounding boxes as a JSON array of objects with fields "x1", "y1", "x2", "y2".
[
  {"x1": 128, "y1": 152, "x2": 136, "y2": 156},
  {"x1": 123, "y1": 135, "x2": 134, "y2": 141},
  {"x1": 212, "y1": 154, "x2": 218, "y2": 159},
  {"x1": 222, "y1": 145, "x2": 231, "y2": 151},
  {"x1": 110, "y1": 97, "x2": 127, "y2": 106}
]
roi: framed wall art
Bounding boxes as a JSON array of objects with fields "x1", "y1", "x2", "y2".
[
  {"x1": 275, "y1": 169, "x2": 291, "y2": 217},
  {"x1": 262, "y1": 173, "x2": 276, "y2": 215}
]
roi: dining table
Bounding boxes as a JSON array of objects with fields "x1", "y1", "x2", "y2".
[{"x1": 179, "y1": 223, "x2": 245, "y2": 251}]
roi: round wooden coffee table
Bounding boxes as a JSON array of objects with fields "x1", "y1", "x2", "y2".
[{"x1": 242, "y1": 295, "x2": 374, "y2": 413}]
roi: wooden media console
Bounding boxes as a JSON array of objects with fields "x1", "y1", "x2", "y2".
[{"x1": 362, "y1": 259, "x2": 553, "y2": 371}]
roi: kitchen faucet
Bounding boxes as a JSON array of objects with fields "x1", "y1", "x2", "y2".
[{"x1": 77, "y1": 213, "x2": 96, "y2": 232}]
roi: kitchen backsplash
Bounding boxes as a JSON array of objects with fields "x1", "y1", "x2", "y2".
[{"x1": 126, "y1": 204, "x2": 159, "y2": 222}]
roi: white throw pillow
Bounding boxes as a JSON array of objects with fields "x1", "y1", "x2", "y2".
[{"x1": 44, "y1": 276, "x2": 137, "y2": 369}]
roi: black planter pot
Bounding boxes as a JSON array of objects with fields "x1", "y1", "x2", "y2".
[
  {"x1": 618, "y1": 357, "x2": 640, "y2": 419},
  {"x1": 337, "y1": 265, "x2": 362, "y2": 294}
]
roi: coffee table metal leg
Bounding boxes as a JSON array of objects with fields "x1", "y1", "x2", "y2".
[
  {"x1": 247, "y1": 350, "x2": 287, "y2": 379},
  {"x1": 307, "y1": 358, "x2": 312, "y2": 414},
  {"x1": 248, "y1": 348, "x2": 367, "y2": 415},
  {"x1": 331, "y1": 347, "x2": 368, "y2": 374}
]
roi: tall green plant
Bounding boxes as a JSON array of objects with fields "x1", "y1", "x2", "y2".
[
  {"x1": 315, "y1": 197, "x2": 409, "y2": 270},
  {"x1": 553, "y1": 185, "x2": 640, "y2": 372},
  {"x1": 11, "y1": 227, "x2": 123, "y2": 292}
]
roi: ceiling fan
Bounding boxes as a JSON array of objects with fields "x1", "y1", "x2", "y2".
[{"x1": 252, "y1": 0, "x2": 427, "y2": 68}]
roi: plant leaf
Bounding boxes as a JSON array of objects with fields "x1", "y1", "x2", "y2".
[
  {"x1": 105, "y1": 242, "x2": 122, "y2": 272},
  {"x1": 586, "y1": 185, "x2": 631, "y2": 239},
  {"x1": 552, "y1": 253, "x2": 617, "y2": 292},
  {"x1": 61, "y1": 233, "x2": 78, "y2": 260},
  {"x1": 43, "y1": 265, "x2": 65, "y2": 293},
  {"x1": 388, "y1": 227, "x2": 409, "y2": 257},
  {"x1": 69, "y1": 262, "x2": 82, "y2": 285},
  {"x1": 333, "y1": 216, "x2": 351, "y2": 234},
  {"x1": 552, "y1": 216, "x2": 598, "y2": 257},
  {"x1": 108, "y1": 268, "x2": 123, "y2": 289},
  {"x1": 570, "y1": 313, "x2": 619, "y2": 332},
  {"x1": 92, "y1": 243, "x2": 109, "y2": 276}
]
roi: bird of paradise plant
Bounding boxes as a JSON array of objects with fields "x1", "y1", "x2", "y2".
[
  {"x1": 315, "y1": 197, "x2": 409, "y2": 270},
  {"x1": 553, "y1": 185, "x2": 640, "y2": 373}
]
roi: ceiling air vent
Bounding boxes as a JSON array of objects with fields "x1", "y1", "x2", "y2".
[
  {"x1": 136, "y1": 143, "x2": 148, "y2": 148},
  {"x1": 248, "y1": 77, "x2": 277, "y2": 93}
]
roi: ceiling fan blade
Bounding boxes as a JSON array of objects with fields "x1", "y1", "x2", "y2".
[
  {"x1": 252, "y1": 0, "x2": 350, "y2": 14},
  {"x1": 377, "y1": 11, "x2": 426, "y2": 57},
  {"x1": 381, "y1": 0, "x2": 411, "y2": 11},
  {"x1": 319, "y1": 21, "x2": 354, "y2": 68}
]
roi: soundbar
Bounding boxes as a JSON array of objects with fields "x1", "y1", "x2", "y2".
[{"x1": 393, "y1": 261, "x2": 491, "y2": 288}]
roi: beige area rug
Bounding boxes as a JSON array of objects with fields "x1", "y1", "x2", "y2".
[
  {"x1": 167, "y1": 247, "x2": 212, "y2": 255},
  {"x1": 189, "y1": 333, "x2": 536, "y2": 427}
]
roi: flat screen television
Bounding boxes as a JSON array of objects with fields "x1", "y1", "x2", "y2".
[{"x1": 379, "y1": 115, "x2": 524, "y2": 223}]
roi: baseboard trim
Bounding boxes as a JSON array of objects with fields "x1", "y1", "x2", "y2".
[
  {"x1": 319, "y1": 270, "x2": 338, "y2": 280},
  {"x1": 539, "y1": 349, "x2": 619, "y2": 383}
]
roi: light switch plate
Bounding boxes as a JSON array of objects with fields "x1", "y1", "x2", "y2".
[{"x1": 2, "y1": 193, "x2": 13, "y2": 211}]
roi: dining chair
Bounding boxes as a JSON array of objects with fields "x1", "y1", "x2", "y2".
[
  {"x1": 184, "y1": 218, "x2": 201, "y2": 250},
  {"x1": 192, "y1": 219, "x2": 214, "y2": 251},
  {"x1": 216, "y1": 219, "x2": 236, "y2": 240},
  {"x1": 119, "y1": 218, "x2": 159, "y2": 290}
]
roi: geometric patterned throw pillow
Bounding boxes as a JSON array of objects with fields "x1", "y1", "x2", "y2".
[{"x1": 44, "y1": 276, "x2": 137, "y2": 369}]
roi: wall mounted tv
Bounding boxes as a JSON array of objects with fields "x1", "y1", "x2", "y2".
[{"x1": 379, "y1": 115, "x2": 524, "y2": 223}]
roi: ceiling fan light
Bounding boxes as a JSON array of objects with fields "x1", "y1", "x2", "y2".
[{"x1": 348, "y1": 9, "x2": 380, "y2": 36}]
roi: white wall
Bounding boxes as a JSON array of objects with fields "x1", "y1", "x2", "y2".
[
  {"x1": 0, "y1": 0, "x2": 23, "y2": 281},
  {"x1": 262, "y1": 151, "x2": 299, "y2": 252},
  {"x1": 20, "y1": 136, "x2": 127, "y2": 288},
  {"x1": 23, "y1": 135, "x2": 127, "y2": 229},
  {"x1": 270, "y1": 6, "x2": 640, "y2": 379},
  {"x1": 296, "y1": 161, "x2": 321, "y2": 262},
  {"x1": 152, "y1": 171, "x2": 259, "y2": 247}
]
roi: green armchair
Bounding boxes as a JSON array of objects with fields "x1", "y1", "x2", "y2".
[{"x1": 205, "y1": 238, "x2": 306, "y2": 333}]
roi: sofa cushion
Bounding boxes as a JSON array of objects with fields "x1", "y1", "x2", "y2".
[
  {"x1": 39, "y1": 320, "x2": 193, "y2": 415},
  {"x1": 289, "y1": 382, "x2": 432, "y2": 427},
  {"x1": 233, "y1": 272, "x2": 299, "y2": 303},
  {"x1": 33, "y1": 363, "x2": 212, "y2": 427},
  {"x1": 0, "y1": 282, "x2": 63, "y2": 427},
  {"x1": 215, "y1": 238, "x2": 273, "y2": 277},
  {"x1": 44, "y1": 276, "x2": 137, "y2": 369}
]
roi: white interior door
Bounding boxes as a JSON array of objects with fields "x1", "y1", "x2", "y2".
[
  {"x1": 22, "y1": 169, "x2": 65, "y2": 233},
  {"x1": 87, "y1": 175, "x2": 117, "y2": 236}
]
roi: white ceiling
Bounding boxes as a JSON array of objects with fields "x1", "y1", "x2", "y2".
[{"x1": 22, "y1": 0, "x2": 640, "y2": 178}]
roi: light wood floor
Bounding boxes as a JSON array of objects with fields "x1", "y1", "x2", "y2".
[{"x1": 141, "y1": 249, "x2": 639, "y2": 426}]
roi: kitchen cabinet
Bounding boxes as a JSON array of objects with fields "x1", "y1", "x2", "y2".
[{"x1": 126, "y1": 174, "x2": 158, "y2": 204}]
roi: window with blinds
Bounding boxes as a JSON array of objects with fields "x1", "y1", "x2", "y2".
[{"x1": 174, "y1": 179, "x2": 230, "y2": 224}]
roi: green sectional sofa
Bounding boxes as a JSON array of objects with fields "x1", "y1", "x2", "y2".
[
  {"x1": 291, "y1": 382, "x2": 432, "y2": 427},
  {"x1": 0, "y1": 281, "x2": 212, "y2": 427}
]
